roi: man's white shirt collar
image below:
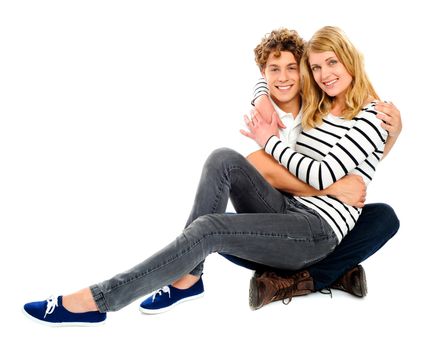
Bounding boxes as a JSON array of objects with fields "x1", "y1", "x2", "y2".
[{"x1": 270, "y1": 98, "x2": 302, "y2": 127}]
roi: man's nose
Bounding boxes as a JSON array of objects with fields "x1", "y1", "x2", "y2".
[{"x1": 278, "y1": 69, "x2": 288, "y2": 82}]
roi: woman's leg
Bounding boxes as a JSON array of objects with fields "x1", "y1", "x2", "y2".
[
  {"x1": 91, "y1": 205, "x2": 337, "y2": 312},
  {"x1": 184, "y1": 147, "x2": 288, "y2": 226},
  {"x1": 63, "y1": 147, "x2": 336, "y2": 313},
  {"x1": 174, "y1": 147, "x2": 290, "y2": 286},
  {"x1": 63, "y1": 147, "x2": 293, "y2": 312}
]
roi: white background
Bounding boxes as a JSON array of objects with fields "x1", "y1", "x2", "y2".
[{"x1": 1, "y1": 0, "x2": 445, "y2": 349}]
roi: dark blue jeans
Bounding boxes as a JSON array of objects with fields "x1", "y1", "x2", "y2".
[{"x1": 221, "y1": 202, "x2": 400, "y2": 290}]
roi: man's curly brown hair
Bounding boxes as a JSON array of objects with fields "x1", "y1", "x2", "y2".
[{"x1": 254, "y1": 28, "x2": 305, "y2": 71}]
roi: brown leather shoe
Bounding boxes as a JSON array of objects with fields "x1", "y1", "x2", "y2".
[
  {"x1": 249, "y1": 270, "x2": 314, "y2": 310},
  {"x1": 330, "y1": 265, "x2": 367, "y2": 297}
]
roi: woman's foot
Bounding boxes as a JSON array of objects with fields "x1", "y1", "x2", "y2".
[
  {"x1": 172, "y1": 274, "x2": 201, "y2": 289},
  {"x1": 140, "y1": 276, "x2": 204, "y2": 314},
  {"x1": 62, "y1": 288, "x2": 99, "y2": 313},
  {"x1": 23, "y1": 295, "x2": 106, "y2": 327}
]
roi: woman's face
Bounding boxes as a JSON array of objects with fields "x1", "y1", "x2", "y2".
[{"x1": 308, "y1": 50, "x2": 352, "y2": 100}]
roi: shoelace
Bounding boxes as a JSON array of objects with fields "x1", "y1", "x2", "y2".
[
  {"x1": 319, "y1": 288, "x2": 333, "y2": 298},
  {"x1": 151, "y1": 286, "x2": 171, "y2": 302},
  {"x1": 44, "y1": 296, "x2": 58, "y2": 319},
  {"x1": 273, "y1": 274, "x2": 312, "y2": 305},
  {"x1": 269, "y1": 276, "x2": 300, "y2": 305},
  {"x1": 276, "y1": 284, "x2": 299, "y2": 305}
]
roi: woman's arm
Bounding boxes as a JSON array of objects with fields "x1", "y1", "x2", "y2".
[
  {"x1": 256, "y1": 96, "x2": 402, "y2": 160},
  {"x1": 247, "y1": 150, "x2": 366, "y2": 207},
  {"x1": 254, "y1": 95, "x2": 276, "y2": 124},
  {"x1": 244, "y1": 104, "x2": 387, "y2": 190},
  {"x1": 252, "y1": 78, "x2": 401, "y2": 160}
]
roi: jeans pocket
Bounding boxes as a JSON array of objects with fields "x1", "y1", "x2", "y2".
[{"x1": 303, "y1": 211, "x2": 331, "y2": 242}]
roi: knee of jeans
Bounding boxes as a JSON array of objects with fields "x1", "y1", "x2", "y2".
[
  {"x1": 205, "y1": 148, "x2": 245, "y2": 173},
  {"x1": 182, "y1": 214, "x2": 224, "y2": 256},
  {"x1": 386, "y1": 205, "x2": 400, "y2": 238},
  {"x1": 183, "y1": 214, "x2": 220, "y2": 242},
  {"x1": 373, "y1": 203, "x2": 400, "y2": 238}
]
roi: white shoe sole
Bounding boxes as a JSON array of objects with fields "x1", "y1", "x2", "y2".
[
  {"x1": 139, "y1": 292, "x2": 204, "y2": 315},
  {"x1": 22, "y1": 307, "x2": 106, "y2": 327}
]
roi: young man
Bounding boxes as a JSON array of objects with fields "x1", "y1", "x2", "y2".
[{"x1": 233, "y1": 28, "x2": 401, "y2": 309}]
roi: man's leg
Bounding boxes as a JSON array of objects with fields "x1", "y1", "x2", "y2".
[
  {"x1": 249, "y1": 203, "x2": 400, "y2": 309},
  {"x1": 307, "y1": 203, "x2": 400, "y2": 290}
]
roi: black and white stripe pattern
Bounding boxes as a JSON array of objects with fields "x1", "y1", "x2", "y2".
[
  {"x1": 264, "y1": 103, "x2": 388, "y2": 241},
  {"x1": 251, "y1": 78, "x2": 269, "y2": 105}
]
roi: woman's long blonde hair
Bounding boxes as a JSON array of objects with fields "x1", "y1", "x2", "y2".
[{"x1": 300, "y1": 26, "x2": 379, "y2": 129}]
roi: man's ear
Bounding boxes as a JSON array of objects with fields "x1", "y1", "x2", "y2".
[{"x1": 261, "y1": 68, "x2": 266, "y2": 79}]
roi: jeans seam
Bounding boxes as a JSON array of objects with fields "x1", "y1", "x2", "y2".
[{"x1": 227, "y1": 165, "x2": 285, "y2": 213}]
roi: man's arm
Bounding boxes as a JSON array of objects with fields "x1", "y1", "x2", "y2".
[
  {"x1": 249, "y1": 94, "x2": 367, "y2": 207},
  {"x1": 375, "y1": 102, "x2": 402, "y2": 159},
  {"x1": 247, "y1": 150, "x2": 366, "y2": 207},
  {"x1": 247, "y1": 150, "x2": 317, "y2": 196}
]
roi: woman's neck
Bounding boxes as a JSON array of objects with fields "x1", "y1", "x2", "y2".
[{"x1": 331, "y1": 96, "x2": 346, "y2": 117}]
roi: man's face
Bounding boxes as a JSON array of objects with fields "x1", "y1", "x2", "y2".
[{"x1": 262, "y1": 51, "x2": 300, "y2": 108}]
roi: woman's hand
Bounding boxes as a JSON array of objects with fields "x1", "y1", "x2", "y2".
[
  {"x1": 240, "y1": 108, "x2": 285, "y2": 148},
  {"x1": 375, "y1": 101, "x2": 402, "y2": 137}
]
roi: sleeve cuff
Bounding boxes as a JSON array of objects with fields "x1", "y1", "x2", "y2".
[
  {"x1": 251, "y1": 78, "x2": 269, "y2": 106},
  {"x1": 264, "y1": 135, "x2": 281, "y2": 154},
  {"x1": 251, "y1": 90, "x2": 269, "y2": 106}
]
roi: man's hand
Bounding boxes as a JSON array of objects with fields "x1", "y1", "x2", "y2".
[
  {"x1": 375, "y1": 101, "x2": 402, "y2": 137},
  {"x1": 325, "y1": 174, "x2": 366, "y2": 208}
]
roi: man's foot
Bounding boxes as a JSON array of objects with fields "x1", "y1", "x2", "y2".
[
  {"x1": 249, "y1": 271, "x2": 314, "y2": 310},
  {"x1": 23, "y1": 296, "x2": 106, "y2": 327},
  {"x1": 249, "y1": 265, "x2": 368, "y2": 310},
  {"x1": 139, "y1": 278, "x2": 204, "y2": 314},
  {"x1": 330, "y1": 265, "x2": 368, "y2": 297}
]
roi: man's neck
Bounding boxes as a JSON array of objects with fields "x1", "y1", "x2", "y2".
[{"x1": 271, "y1": 96, "x2": 301, "y2": 118}]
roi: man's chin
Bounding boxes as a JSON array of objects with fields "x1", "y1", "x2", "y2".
[{"x1": 271, "y1": 96, "x2": 299, "y2": 104}]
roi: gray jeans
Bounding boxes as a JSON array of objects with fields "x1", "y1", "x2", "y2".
[{"x1": 90, "y1": 148, "x2": 337, "y2": 312}]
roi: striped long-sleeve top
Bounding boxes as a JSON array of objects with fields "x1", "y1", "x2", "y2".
[{"x1": 264, "y1": 103, "x2": 388, "y2": 242}]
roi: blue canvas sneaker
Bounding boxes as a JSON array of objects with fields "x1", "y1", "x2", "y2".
[
  {"x1": 23, "y1": 295, "x2": 106, "y2": 327},
  {"x1": 140, "y1": 278, "x2": 204, "y2": 314}
]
